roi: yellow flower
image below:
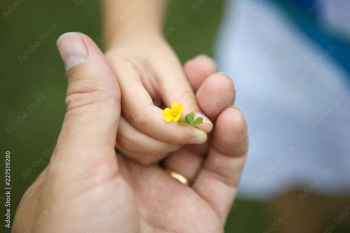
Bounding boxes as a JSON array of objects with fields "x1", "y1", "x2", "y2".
[{"x1": 162, "y1": 102, "x2": 183, "y2": 122}]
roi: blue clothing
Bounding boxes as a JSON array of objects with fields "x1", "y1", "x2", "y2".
[{"x1": 216, "y1": 0, "x2": 350, "y2": 199}]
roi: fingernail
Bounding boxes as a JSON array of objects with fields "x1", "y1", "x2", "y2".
[
  {"x1": 57, "y1": 32, "x2": 89, "y2": 70},
  {"x1": 194, "y1": 113, "x2": 213, "y2": 133},
  {"x1": 191, "y1": 130, "x2": 207, "y2": 144},
  {"x1": 217, "y1": 72, "x2": 231, "y2": 78},
  {"x1": 230, "y1": 105, "x2": 244, "y2": 116},
  {"x1": 195, "y1": 113, "x2": 212, "y2": 125}
]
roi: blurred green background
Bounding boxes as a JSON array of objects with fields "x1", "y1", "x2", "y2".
[{"x1": 0, "y1": 0, "x2": 269, "y2": 232}]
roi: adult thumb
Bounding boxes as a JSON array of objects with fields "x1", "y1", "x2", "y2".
[{"x1": 53, "y1": 32, "x2": 121, "y2": 182}]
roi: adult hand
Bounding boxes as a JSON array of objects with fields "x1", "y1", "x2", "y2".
[
  {"x1": 105, "y1": 31, "x2": 216, "y2": 163},
  {"x1": 12, "y1": 33, "x2": 248, "y2": 233},
  {"x1": 13, "y1": 32, "x2": 139, "y2": 233}
]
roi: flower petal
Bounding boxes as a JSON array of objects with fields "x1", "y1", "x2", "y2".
[
  {"x1": 171, "y1": 102, "x2": 183, "y2": 114},
  {"x1": 176, "y1": 104, "x2": 183, "y2": 114},
  {"x1": 173, "y1": 113, "x2": 181, "y2": 122},
  {"x1": 163, "y1": 115, "x2": 174, "y2": 122},
  {"x1": 162, "y1": 108, "x2": 173, "y2": 116}
]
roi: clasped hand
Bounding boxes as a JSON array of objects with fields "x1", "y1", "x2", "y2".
[{"x1": 12, "y1": 33, "x2": 248, "y2": 233}]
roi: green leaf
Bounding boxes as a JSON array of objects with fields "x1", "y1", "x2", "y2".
[
  {"x1": 185, "y1": 112, "x2": 194, "y2": 124},
  {"x1": 178, "y1": 121, "x2": 191, "y2": 125},
  {"x1": 192, "y1": 117, "x2": 203, "y2": 125}
]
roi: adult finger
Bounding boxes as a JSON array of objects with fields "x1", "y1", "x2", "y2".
[
  {"x1": 185, "y1": 72, "x2": 235, "y2": 156},
  {"x1": 164, "y1": 73, "x2": 235, "y2": 182},
  {"x1": 162, "y1": 147, "x2": 204, "y2": 184},
  {"x1": 196, "y1": 73, "x2": 236, "y2": 122},
  {"x1": 181, "y1": 55, "x2": 217, "y2": 156},
  {"x1": 52, "y1": 32, "x2": 121, "y2": 185},
  {"x1": 193, "y1": 106, "x2": 248, "y2": 219},
  {"x1": 183, "y1": 55, "x2": 216, "y2": 93}
]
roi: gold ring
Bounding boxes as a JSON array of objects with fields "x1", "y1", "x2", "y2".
[{"x1": 164, "y1": 168, "x2": 189, "y2": 186}]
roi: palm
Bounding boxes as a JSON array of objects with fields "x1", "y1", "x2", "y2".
[{"x1": 118, "y1": 148, "x2": 221, "y2": 232}]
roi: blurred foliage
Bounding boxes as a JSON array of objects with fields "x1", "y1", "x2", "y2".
[{"x1": 0, "y1": 0, "x2": 268, "y2": 232}]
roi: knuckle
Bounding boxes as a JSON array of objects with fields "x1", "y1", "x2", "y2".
[
  {"x1": 172, "y1": 133, "x2": 186, "y2": 144},
  {"x1": 65, "y1": 78, "x2": 120, "y2": 111},
  {"x1": 128, "y1": 106, "x2": 154, "y2": 129},
  {"x1": 177, "y1": 90, "x2": 198, "y2": 108},
  {"x1": 107, "y1": 54, "x2": 144, "y2": 81},
  {"x1": 128, "y1": 110, "x2": 148, "y2": 129}
]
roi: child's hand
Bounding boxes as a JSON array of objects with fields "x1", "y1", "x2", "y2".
[{"x1": 105, "y1": 32, "x2": 216, "y2": 164}]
